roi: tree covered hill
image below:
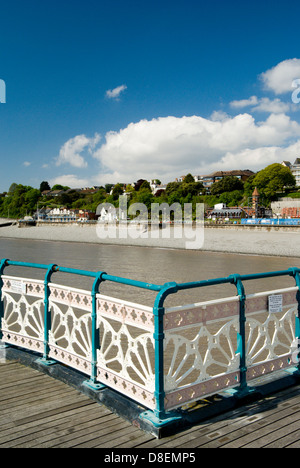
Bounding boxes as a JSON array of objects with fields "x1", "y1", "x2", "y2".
[{"x1": 0, "y1": 163, "x2": 296, "y2": 219}]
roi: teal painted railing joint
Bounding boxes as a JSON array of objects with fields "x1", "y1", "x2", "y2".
[
  {"x1": 288, "y1": 268, "x2": 300, "y2": 374},
  {"x1": 141, "y1": 282, "x2": 182, "y2": 426},
  {"x1": 37, "y1": 264, "x2": 58, "y2": 367},
  {"x1": 229, "y1": 274, "x2": 254, "y2": 396},
  {"x1": 0, "y1": 259, "x2": 9, "y2": 347},
  {"x1": 83, "y1": 271, "x2": 107, "y2": 392}
]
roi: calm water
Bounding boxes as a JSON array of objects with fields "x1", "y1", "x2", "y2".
[{"x1": 0, "y1": 238, "x2": 299, "y2": 307}]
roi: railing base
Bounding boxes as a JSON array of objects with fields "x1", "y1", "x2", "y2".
[
  {"x1": 36, "y1": 357, "x2": 57, "y2": 367},
  {"x1": 224, "y1": 385, "x2": 258, "y2": 400},
  {"x1": 0, "y1": 343, "x2": 10, "y2": 350},
  {"x1": 82, "y1": 379, "x2": 106, "y2": 392},
  {"x1": 284, "y1": 366, "x2": 300, "y2": 376},
  {"x1": 139, "y1": 410, "x2": 182, "y2": 429}
]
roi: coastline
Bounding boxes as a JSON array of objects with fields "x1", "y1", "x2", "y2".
[{"x1": 0, "y1": 220, "x2": 300, "y2": 258}]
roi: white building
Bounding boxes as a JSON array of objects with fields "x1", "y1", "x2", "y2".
[
  {"x1": 47, "y1": 208, "x2": 77, "y2": 222},
  {"x1": 282, "y1": 159, "x2": 300, "y2": 187}
]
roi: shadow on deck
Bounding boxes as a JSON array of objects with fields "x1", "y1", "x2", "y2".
[{"x1": 1, "y1": 346, "x2": 300, "y2": 449}]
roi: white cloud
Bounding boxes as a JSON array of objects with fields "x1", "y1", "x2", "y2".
[
  {"x1": 260, "y1": 58, "x2": 300, "y2": 94},
  {"x1": 230, "y1": 96, "x2": 292, "y2": 114},
  {"x1": 56, "y1": 59, "x2": 300, "y2": 187},
  {"x1": 252, "y1": 97, "x2": 292, "y2": 114},
  {"x1": 91, "y1": 113, "x2": 300, "y2": 184},
  {"x1": 56, "y1": 133, "x2": 101, "y2": 168},
  {"x1": 210, "y1": 110, "x2": 230, "y2": 121},
  {"x1": 49, "y1": 174, "x2": 90, "y2": 188},
  {"x1": 23, "y1": 161, "x2": 31, "y2": 167},
  {"x1": 230, "y1": 96, "x2": 259, "y2": 109},
  {"x1": 106, "y1": 84, "x2": 127, "y2": 100}
]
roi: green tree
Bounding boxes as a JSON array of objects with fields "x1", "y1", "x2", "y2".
[
  {"x1": 105, "y1": 184, "x2": 114, "y2": 194},
  {"x1": 112, "y1": 184, "x2": 124, "y2": 200},
  {"x1": 0, "y1": 184, "x2": 40, "y2": 218},
  {"x1": 250, "y1": 163, "x2": 295, "y2": 201},
  {"x1": 219, "y1": 190, "x2": 244, "y2": 206},
  {"x1": 52, "y1": 184, "x2": 70, "y2": 191},
  {"x1": 140, "y1": 180, "x2": 151, "y2": 191},
  {"x1": 181, "y1": 181, "x2": 205, "y2": 197},
  {"x1": 165, "y1": 181, "x2": 181, "y2": 196},
  {"x1": 135, "y1": 190, "x2": 154, "y2": 211},
  {"x1": 40, "y1": 181, "x2": 51, "y2": 192},
  {"x1": 210, "y1": 176, "x2": 244, "y2": 196},
  {"x1": 8, "y1": 183, "x2": 18, "y2": 194},
  {"x1": 183, "y1": 173, "x2": 195, "y2": 184}
]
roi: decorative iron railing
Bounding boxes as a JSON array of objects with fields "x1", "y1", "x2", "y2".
[{"x1": 0, "y1": 258, "x2": 300, "y2": 429}]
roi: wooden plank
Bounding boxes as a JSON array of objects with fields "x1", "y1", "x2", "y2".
[
  {"x1": 10, "y1": 413, "x2": 122, "y2": 449},
  {"x1": 115, "y1": 432, "x2": 156, "y2": 449},
  {"x1": 239, "y1": 415, "x2": 300, "y2": 448},
  {"x1": 33, "y1": 416, "x2": 131, "y2": 449},
  {"x1": 264, "y1": 429, "x2": 300, "y2": 448},
  {"x1": 2, "y1": 359, "x2": 300, "y2": 448},
  {"x1": 75, "y1": 426, "x2": 145, "y2": 449},
  {"x1": 285, "y1": 435, "x2": 300, "y2": 448},
  {"x1": 138, "y1": 387, "x2": 300, "y2": 449},
  {"x1": 0, "y1": 383, "x2": 76, "y2": 411},
  {"x1": 0, "y1": 405, "x2": 110, "y2": 446}
]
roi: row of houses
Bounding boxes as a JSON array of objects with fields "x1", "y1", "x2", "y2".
[
  {"x1": 40, "y1": 170, "x2": 255, "y2": 202},
  {"x1": 177, "y1": 170, "x2": 255, "y2": 190}
]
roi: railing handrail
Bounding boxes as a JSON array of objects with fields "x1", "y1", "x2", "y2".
[
  {"x1": 3, "y1": 259, "x2": 300, "y2": 295},
  {"x1": 1, "y1": 260, "x2": 163, "y2": 292}
]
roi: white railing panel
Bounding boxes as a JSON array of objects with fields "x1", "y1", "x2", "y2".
[
  {"x1": 1, "y1": 276, "x2": 45, "y2": 354},
  {"x1": 245, "y1": 287, "x2": 298, "y2": 380},
  {"x1": 164, "y1": 296, "x2": 240, "y2": 410},
  {"x1": 96, "y1": 294, "x2": 156, "y2": 410},
  {"x1": 48, "y1": 283, "x2": 93, "y2": 375}
]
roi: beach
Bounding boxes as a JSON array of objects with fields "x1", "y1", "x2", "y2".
[{"x1": 0, "y1": 219, "x2": 299, "y2": 257}]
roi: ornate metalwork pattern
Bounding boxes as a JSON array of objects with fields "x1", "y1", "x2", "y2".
[
  {"x1": 245, "y1": 287, "x2": 298, "y2": 380},
  {"x1": 164, "y1": 296, "x2": 240, "y2": 410},
  {"x1": 48, "y1": 284, "x2": 93, "y2": 374},
  {"x1": 97, "y1": 295, "x2": 154, "y2": 331},
  {"x1": 1, "y1": 266, "x2": 300, "y2": 419},
  {"x1": 1, "y1": 276, "x2": 44, "y2": 353},
  {"x1": 97, "y1": 295, "x2": 156, "y2": 409}
]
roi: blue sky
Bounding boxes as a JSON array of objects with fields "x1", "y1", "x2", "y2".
[{"x1": 1, "y1": 0, "x2": 300, "y2": 192}]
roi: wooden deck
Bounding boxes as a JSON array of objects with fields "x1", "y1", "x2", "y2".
[{"x1": 1, "y1": 359, "x2": 300, "y2": 448}]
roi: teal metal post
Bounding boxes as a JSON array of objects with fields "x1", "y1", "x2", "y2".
[
  {"x1": 289, "y1": 268, "x2": 300, "y2": 374},
  {"x1": 83, "y1": 271, "x2": 107, "y2": 391},
  {"x1": 0, "y1": 259, "x2": 9, "y2": 348},
  {"x1": 36, "y1": 264, "x2": 58, "y2": 366},
  {"x1": 229, "y1": 274, "x2": 254, "y2": 396},
  {"x1": 140, "y1": 282, "x2": 182, "y2": 427}
]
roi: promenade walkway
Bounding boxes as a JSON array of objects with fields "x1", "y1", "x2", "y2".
[{"x1": 1, "y1": 359, "x2": 300, "y2": 448}]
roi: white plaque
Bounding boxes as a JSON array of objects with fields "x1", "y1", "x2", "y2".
[
  {"x1": 10, "y1": 280, "x2": 27, "y2": 295},
  {"x1": 268, "y1": 294, "x2": 283, "y2": 313}
]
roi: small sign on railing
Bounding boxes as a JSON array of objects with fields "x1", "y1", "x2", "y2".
[
  {"x1": 10, "y1": 280, "x2": 27, "y2": 295},
  {"x1": 268, "y1": 294, "x2": 283, "y2": 313}
]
